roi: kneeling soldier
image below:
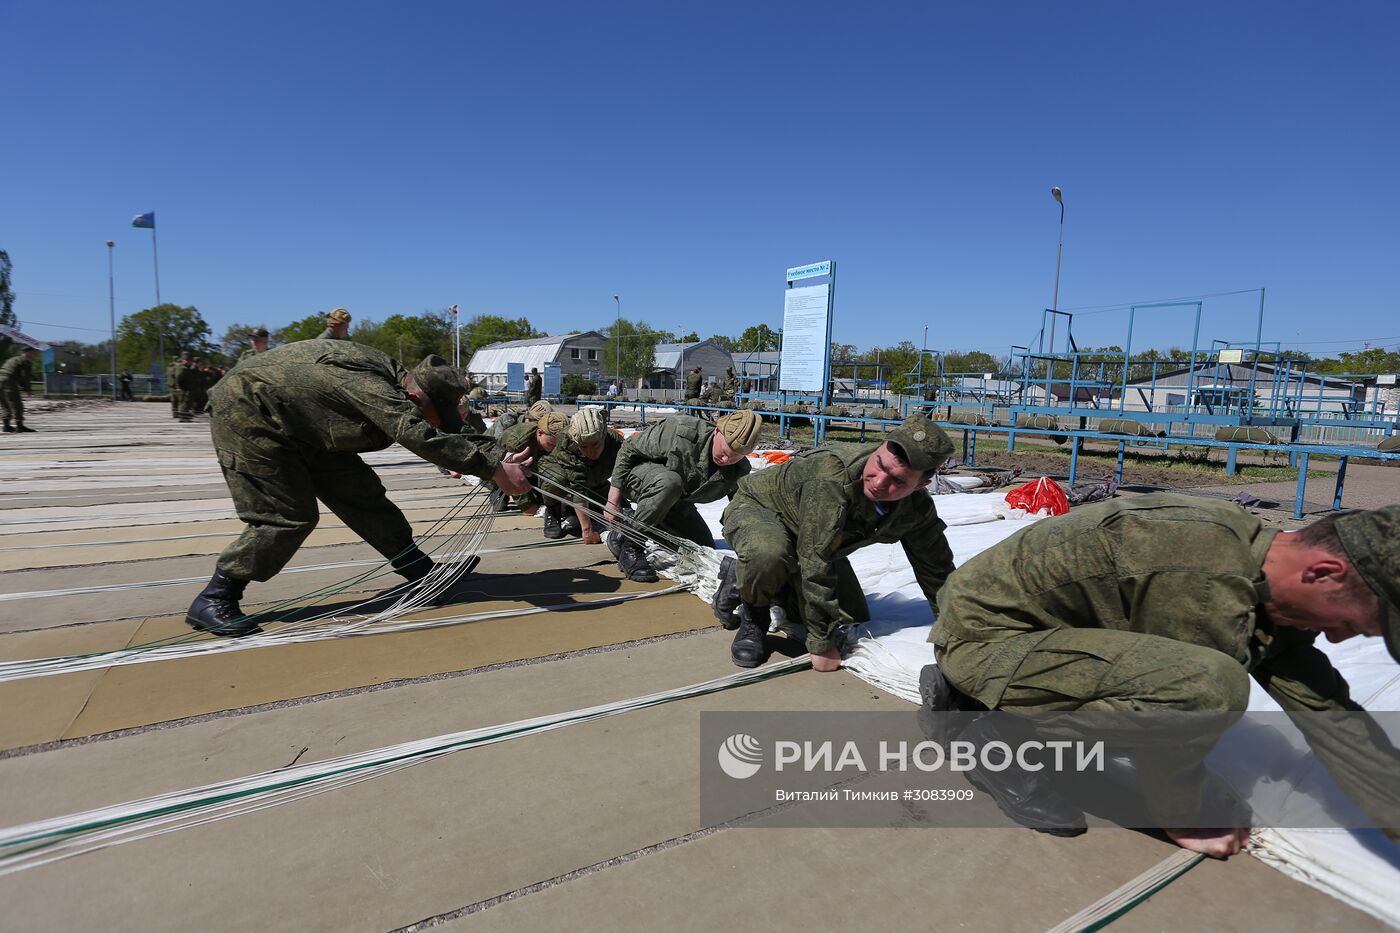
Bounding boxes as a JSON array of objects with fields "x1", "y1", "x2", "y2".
[
  {"x1": 605, "y1": 410, "x2": 761, "y2": 582},
  {"x1": 717, "y1": 415, "x2": 956, "y2": 672},
  {"x1": 536, "y1": 408, "x2": 622, "y2": 543}
]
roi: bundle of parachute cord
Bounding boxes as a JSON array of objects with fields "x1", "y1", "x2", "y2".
[
  {"x1": 0, "y1": 472, "x2": 811, "y2": 876},
  {"x1": 0, "y1": 475, "x2": 700, "y2": 686}
]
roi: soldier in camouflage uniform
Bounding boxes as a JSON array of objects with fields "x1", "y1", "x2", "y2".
[
  {"x1": 716, "y1": 415, "x2": 956, "y2": 671},
  {"x1": 237, "y1": 328, "x2": 270, "y2": 365},
  {"x1": 484, "y1": 400, "x2": 552, "y2": 511},
  {"x1": 172, "y1": 355, "x2": 199, "y2": 421},
  {"x1": 923, "y1": 493, "x2": 1400, "y2": 855},
  {"x1": 499, "y1": 411, "x2": 568, "y2": 522},
  {"x1": 721, "y1": 367, "x2": 740, "y2": 402},
  {"x1": 318, "y1": 308, "x2": 352, "y2": 340},
  {"x1": 605, "y1": 410, "x2": 760, "y2": 582},
  {"x1": 184, "y1": 344, "x2": 529, "y2": 637},
  {"x1": 0, "y1": 346, "x2": 39, "y2": 433},
  {"x1": 535, "y1": 407, "x2": 621, "y2": 543},
  {"x1": 684, "y1": 366, "x2": 703, "y2": 402},
  {"x1": 525, "y1": 367, "x2": 543, "y2": 406},
  {"x1": 166, "y1": 355, "x2": 186, "y2": 419}
]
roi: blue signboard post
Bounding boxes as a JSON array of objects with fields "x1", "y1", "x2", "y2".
[{"x1": 781, "y1": 260, "x2": 837, "y2": 440}]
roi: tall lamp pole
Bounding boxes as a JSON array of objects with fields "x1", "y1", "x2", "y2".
[
  {"x1": 106, "y1": 240, "x2": 117, "y2": 400},
  {"x1": 1047, "y1": 186, "x2": 1066, "y2": 397},
  {"x1": 613, "y1": 294, "x2": 621, "y2": 389},
  {"x1": 1049, "y1": 186, "x2": 1065, "y2": 357}
]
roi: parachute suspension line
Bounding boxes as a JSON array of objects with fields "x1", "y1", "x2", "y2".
[{"x1": 0, "y1": 658, "x2": 811, "y2": 877}]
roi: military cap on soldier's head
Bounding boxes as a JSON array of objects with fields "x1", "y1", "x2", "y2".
[
  {"x1": 715, "y1": 409, "x2": 762, "y2": 455},
  {"x1": 410, "y1": 354, "x2": 468, "y2": 433},
  {"x1": 570, "y1": 407, "x2": 607, "y2": 443},
  {"x1": 326, "y1": 308, "x2": 351, "y2": 326},
  {"x1": 525, "y1": 400, "x2": 553, "y2": 422},
  {"x1": 536, "y1": 412, "x2": 569, "y2": 438},
  {"x1": 884, "y1": 415, "x2": 954, "y2": 473},
  {"x1": 252, "y1": 328, "x2": 269, "y2": 338},
  {"x1": 1334, "y1": 505, "x2": 1400, "y2": 664}
]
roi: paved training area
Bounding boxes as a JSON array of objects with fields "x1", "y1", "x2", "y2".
[{"x1": 0, "y1": 399, "x2": 1385, "y2": 931}]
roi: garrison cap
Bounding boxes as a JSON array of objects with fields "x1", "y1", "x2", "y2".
[
  {"x1": 252, "y1": 328, "x2": 269, "y2": 338},
  {"x1": 716, "y1": 409, "x2": 762, "y2": 455},
  {"x1": 410, "y1": 354, "x2": 468, "y2": 433},
  {"x1": 525, "y1": 400, "x2": 554, "y2": 422},
  {"x1": 1334, "y1": 505, "x2": 1400, "y2": 664},
  {"x1": 884, "y1": 415, "x2": 954, "y2": 473},
  {"x1": 536, "y1": 412, "x2": 569, "y2": 438},
  {"x1": 326, "y1": 308, "x2": 351, "y2": 326},
  {"x1": 570, "y1": 407, "x2": 607, "y2": 443}
]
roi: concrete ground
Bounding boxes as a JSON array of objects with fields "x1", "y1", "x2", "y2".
[{"x1": 0, "y1": 399, "x2": 1388, "y2": 932}]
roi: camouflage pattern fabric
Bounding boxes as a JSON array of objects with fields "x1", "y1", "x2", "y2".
[
  {"x1": 932, "y1": 492, "x2": 1400, "y2": 828},
  {"x1": 208, "y1": 341, "x2": 500, "y2": 581},
  {"x1": 722, "y1": 443, "x2": 955, "y2": 654}
]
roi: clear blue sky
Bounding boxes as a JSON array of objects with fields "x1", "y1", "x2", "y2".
[{"x1": 5, "y1": 1, "x2": 1398, "y2": 359}]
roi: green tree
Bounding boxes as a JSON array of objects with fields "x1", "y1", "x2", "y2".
[
  {"x1": 1311, "y1": 347, "x2": 1400, "y2": 375},
  {"x1": 354, "y1": 310, "x2": 455, "y2": 363},
  {"x1": 275, "y1": 313, "x2": 326, "y2": 343},
  {"x1": 602, "y1": 317, "x2": 661, "y2": 387},
  {"x1": 707, "y1": 334, "x2": 739, "y2": 353},
  {"x1": 735, "y1": 324, "x2": 780, "y2": 352},
  {"x1": 460, "y1": 314, "x2": 543, "y2": 357},
  {"x1": 116, "y1": 304, "x2": 214, "y2": 372}
]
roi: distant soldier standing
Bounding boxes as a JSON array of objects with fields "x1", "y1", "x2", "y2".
[
  {"x1": 525, "y1": 366, "x2": 543, "y2": 405},
  {"x1": 166, "y1": 355, "x2": 185, "y2": 419},
  {"x1": 722, "y1": 366, "x2": 740, "y2": 401},
  {"x1": 0, "y1": 346, "x2": 39, "y2": 433},
  {"x1": 318, "y1": 308, "x2": 352, "y2": 340},
  {"x1": 685, "y1": 365, "x2": 703, "y2": 401},
  {"x1": 238, "y1": 328, "x2": 270, "y2": 364}
]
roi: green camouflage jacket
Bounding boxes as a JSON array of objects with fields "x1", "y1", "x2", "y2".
[
  {"x1": 610, "y1": 414, "x2": 749, "y2": 503},
  {"x1": 933, "y1": 492, "x2": 1399, "y2": 834},
  {"x1": 208, "y1": 340, "x2": 500, "y2": 479},
  {"x1": 0, "y1": 353, "x2": 33, "y2": 387},
  {"x1": 537, "y1": 431, "x2": 622, "y2": 506},
  {"x1": 730, "y1": 443, "x2": 955, "y2": 642}
]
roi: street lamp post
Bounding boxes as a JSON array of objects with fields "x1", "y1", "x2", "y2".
[
  {"x1": 613, "y1": 294, "x2": 621, "y2": 390},
  {"x1": 1048, "y1": 186, "x2": 1065, "y2": 374},
  {"x1": 106, "y1": 240, "x2": 117, "y2": 400}
]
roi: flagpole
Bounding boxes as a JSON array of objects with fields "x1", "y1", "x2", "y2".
[
  {"x1": 107, "y1": 241, "x2": 117, "y2": 401},
  {"x1": 150, "y1": 224, "x2": 162, "y2": 307}
]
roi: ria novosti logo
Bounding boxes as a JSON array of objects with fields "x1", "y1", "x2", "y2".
[{"x1": 717, "y1": 733, "x2": 764, "y2": 779}]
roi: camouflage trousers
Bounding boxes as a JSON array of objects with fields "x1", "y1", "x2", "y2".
[
  {"x1": 721, "y1": 498, "x2": 870, "y2": 653},
  {"x1": 213, "y1": 433, "x2": 415, "y2": 582},
  {"x1": 170, "y1": 390, "x2": 183, "y2": 418},
  {"x1": 0, "y1": 382, "x2": 23, "y2": 424},
  {"x1": 933, "y1": 626, "x2": 1252, "y2": 823},
  {"x1": 617, "y1": 462, "x2": 714, "y2": 549}
]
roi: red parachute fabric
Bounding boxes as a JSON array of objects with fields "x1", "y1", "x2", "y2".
[{"x1": 1004, "y1": 476, "x2": 1070, "y2": 516}]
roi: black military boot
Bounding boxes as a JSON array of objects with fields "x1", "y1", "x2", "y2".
[
  {"x1": 711, "y1": 555, "x2": 742, "y2": 629},
  {"x1": 730, "y1": 603, "x2": 769, "y2": 668},
  {"x1": 917, "y1": 664, "x2": 988, "y2": 746},
  {"x1": 542, "y1": 501, "x2": 564, "y2": 539},
  {"x1": 391, "y1": 547, "x2": 435, "y2": 583},
  {"x1": 559, "y1": 513, "x2": 583, "y2": 538},
  {"x1": 954, "y1": 712, "x2": 1088, "y2": 837},
  {"x1": 2, "y1": 418, "x2": 12, "y2": 433},
  {"x1": 185, "y1": 568, "x2": 261, "y2": 637},
  {"x1": 606, "y1": 528, "x2": 623, "y2": 558},
  {"x1": 16, "y1": 422, "x2": 35, "y2": 433},
  {"x1": 617, "y1": 538, "x2": 658, "y2": 583}
]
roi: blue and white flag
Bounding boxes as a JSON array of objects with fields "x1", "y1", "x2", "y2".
[{"x1": 131, "y1": 212, "x2": 155, "y2": 229}]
